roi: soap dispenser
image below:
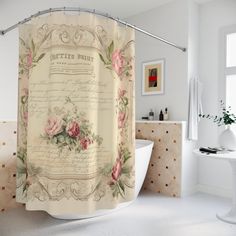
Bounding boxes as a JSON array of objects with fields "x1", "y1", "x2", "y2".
[
  {"x1": 149, "y1": 109, "x2": 154, "y2": 120},
  {"x1": 164, "y1": 107, "x2": 169, "y2": 121},
  {"x1": 159, "y1": 110, "x2": 164, "y2": 121}
]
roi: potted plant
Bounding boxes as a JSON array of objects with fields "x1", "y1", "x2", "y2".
[{"x1": 199, "y1": 100, "x2": 236, "y2": 150}]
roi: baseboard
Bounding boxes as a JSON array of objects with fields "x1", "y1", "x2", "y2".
[
  {"x1": 196, "y1": 184, "x2": 231, "y2": 198},
  {"x1": 181, "y1": 185, "x2": 198, "y2": 197}
]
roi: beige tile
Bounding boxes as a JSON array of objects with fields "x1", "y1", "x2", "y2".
[
  {"x1": 0, "y1": 122, "x2": 22, "y2": 212},
  {"x1": 136, "y1": 122, "x2": 182, "y2": 197}
]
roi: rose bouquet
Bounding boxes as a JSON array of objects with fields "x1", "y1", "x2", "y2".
[{"x1": 42, "y1": 98, "x2": 103, "y2": 153}]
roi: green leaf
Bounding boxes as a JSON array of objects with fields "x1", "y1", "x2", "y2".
[
  {"x1": 37, "y1": 53, "x2": 45, "y2": 62},
  {"x1": 53, "y1": 136, "x2": 58, "y2": 144},
  {"x1": 99, "y1": 53, "x2": 106, "y2": 64},
  {"x1": 31, "y1": 39, "x2": 35, "y2": 54},
  {"x1": 23, "y1": 184, "x2": 28, "y2": 193},
  {"x1": 21, "y1": 96, "x2": 27, "y2": 104},
  {"x1": 65, "y1": 137, "x2": 72, "y2": 145},
  {"x1": 108, "y1": 41, "x2": 114, "y2": 56},
  {"x1": 119, "y1": 180, "x2": 125, "y2": 193},
  {"x1": 123, "y1": 97, "x2": 129, "y2": 106},
  {"x1": 122, "y1": 166, "x2": 131, "y2": 174},
  {"x1": 57, "y1": 135, "x2": 65, "y2": 143},
  {"x1": 17, "y1": 163, "x2": 26, "y2": 175},
  {"x1": 19, "y1": 38, "x2": 26, "y2": 47}
]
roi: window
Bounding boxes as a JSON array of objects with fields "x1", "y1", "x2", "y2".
[
  {"x1": 225, "y1": 30, "x2": 236, "y2": 132},
  {"x1": 226, "y1": 33, "x2": 236, "y2": 67}
]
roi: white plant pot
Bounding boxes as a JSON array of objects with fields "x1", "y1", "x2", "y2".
[{"x1": 219, "y1": 125, "x2": 236, "y2": 151}]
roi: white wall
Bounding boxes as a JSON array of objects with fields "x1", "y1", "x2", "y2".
[
  {"x1": 198, "y1": 0, "x2": 236, "y2": 197},
  {"x1": 127, "y1": 0, "x2": 189, "y2": 121}
]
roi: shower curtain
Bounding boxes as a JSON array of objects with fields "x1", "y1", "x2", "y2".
[{"x1": 16, "y1": 12, "x2": 135, "y2": 215}]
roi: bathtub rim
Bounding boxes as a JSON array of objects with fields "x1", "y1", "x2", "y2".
[{"x1": 135, "y1": 139, "x2": 154, "y2": 150}]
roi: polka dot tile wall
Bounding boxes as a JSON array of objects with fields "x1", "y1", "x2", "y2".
[
  {"x1": 136, "y1": 122, "x2": 182, "y2": 197},
  {"x1": 0, "y1": 122, "x2": 22, "y2": 212}
]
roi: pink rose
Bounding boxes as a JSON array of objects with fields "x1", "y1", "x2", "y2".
[
  {"x1": 27, "y1": 51, "x2": 33, "y2": 67},
  {"x1": 45, "y1": 117, "x2": 63, "y2": 137},
  {"x1": 80, "y1": 138, "x2": 91, "y2": 150},
  {"x1": 22, "y1": 88, "x2": 29, "y2": 96},
  {"x1": 112, "y1": 158, "x2": 122, "y2": 182},
  {"x1": 66, "y1": 121, "x2": 80, "y2": 138},
  {"x1": 118, "y1": 112, "x2": 126, "y2": 129},
  {"x1": 112, "y1": 49, "x2": 124, "y2": 75},
  {"x1": 118, "y1": 89, "x2": 126, "y2": 99},
  {"x1": 23, "y1": 111, "x2": 28, "y2": 124}
]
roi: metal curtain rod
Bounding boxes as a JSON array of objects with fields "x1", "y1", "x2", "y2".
[{"x1": 0, "y1": 7, "x2": 187, "y2": 52}]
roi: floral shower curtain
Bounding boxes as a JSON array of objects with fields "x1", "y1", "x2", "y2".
[{"x1": 16, "y1": 12, "x2": 135, "y2": 215}]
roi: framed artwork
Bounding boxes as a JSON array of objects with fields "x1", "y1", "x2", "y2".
[{"x1": 142, "y1": 59, "x2": 164, "y2": 95}]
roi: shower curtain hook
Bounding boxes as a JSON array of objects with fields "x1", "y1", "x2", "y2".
[
  {"x1": 49, "y1": 8, "x2": 52, "y2": 16},
  {"x1": 63, "y1": 6, "x2": 66, "y2": 15}
]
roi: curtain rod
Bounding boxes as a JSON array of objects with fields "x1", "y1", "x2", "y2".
[{"x1": 0, "y1": 7, "x2": 187, "y2": 52}]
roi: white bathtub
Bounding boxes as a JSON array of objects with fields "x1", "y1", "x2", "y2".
[{"x1": 51, "y1": 139, "x2": 153, "y2": 219}]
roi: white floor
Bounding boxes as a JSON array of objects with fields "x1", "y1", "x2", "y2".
[{"x1": 1, "y1": 191, "x2": 236, "y2": 236}]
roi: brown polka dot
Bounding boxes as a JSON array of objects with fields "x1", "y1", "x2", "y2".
[
  {"x1": 138, "y1": 129, "x2": 141, "y2": 132},
  {"x1": 152, "y1": 147, "x2": 154, "y2": 150},
  {"x1": 173, "y1": 194, "x2": 176, "y2": 197},
  {"x1": 173, "y1": 140, "x2": 176, "y2": 143},
  {"x1": 13, "y1": 174, "x2": 16, "y2": 177},
  {"x1": 12, "y1": 195, "x2": 16, "y2": 199},
  {"x1": 173, "y1": 176, "x2": 176, "y2": 180},
  {"x1": 158, "y1": 156, "x2": 161, "y2": 159},
  {"x1": 1, "y1": 209, "x2": 5, "y2": 212},
  {"x1": 2, "y1": 186, "x2": 5, "y2": 190},
  {"x1": 2, "y1": 164, "x2": 5, "y2": 168},
  {"x1": 2, "y1": 142, "x2": 6, "y2": 145},
  {"x1": 158, "y1": 190, "x2": 161, "y2": 193},
  {"x1": 151, "y1": 180, "x2": 154, "y2": 184},
  {"x1": 166, "y1": 131, "x2": 169, "y2": 134},
  {"x1": 166, "y1": 166, "x2": 168, "y2": 169},
  {"x1": 151, "y1": 164, "x2": 154, "y2": 167},
  {"x1": 13, "y1": 152, "x2": 16, "y2": 156},
  {"x1": 158, "y1": 173, "x2": 161, "y2": 176},
  {"x1": 165, "y1": 184, "x2": 168, "y2": 187},
  {"x1": 14, "y1": 131, "x2": 17, "y2": 134},
  {"x1": 166, "y1": 148, "x2": 168, "y2": 151},
  {"x1": 152, "y1": 130, "x2": 154, "y2": 133},
  {"x1": 173, "y1": 158, "x2": 176, "y2": 161},
  {"x1": 158, "y1": 139, "x2": 161, "y2": 142}
]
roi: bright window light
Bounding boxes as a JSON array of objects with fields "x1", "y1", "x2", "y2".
[
  {"x1": 226, "y1": 33, "x2": 236, "y2": 67},
  {"x1": 226, "y1": 74, "x2": 236, "y2": 132}
]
